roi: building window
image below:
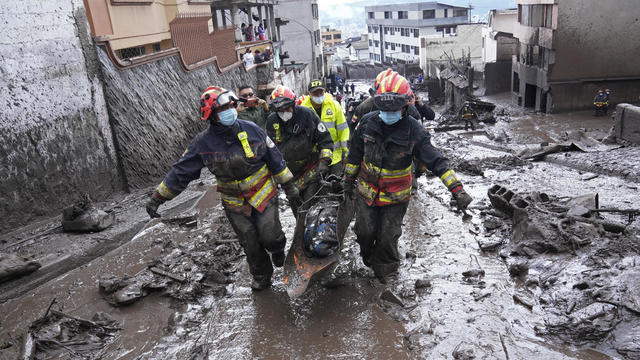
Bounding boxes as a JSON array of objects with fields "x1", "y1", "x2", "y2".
[
  {"x1": 398, "y1": 11, "x2": 408, "y2": 19},
  {"x1": 119, "y1": 46, "x2": 145, "y2": 59},
  {"x1": 374, "y1": 40, "x2": 380, "y2": 47},
  {"x1": 391, "y1": 43, "x2": 395, "y2": 50},
  {"x1": 369, "y1": 39, "x2": 372, "y2": 46},
  {"x1": 368, "y1": 12, "x2": 374, "y2": 19},
  {"x1": 444, "y1": 9, "x2": 448, "y2": 18},
  {"x1": 453, "y1": 9, "x2": 467, "y2": 17},
  {"x1": 152, "y1": 43, "x2": 161, "y2": 52},
  {"x1": 390, "y1": 27, "x2": 395, "y2": 35},
  {"x1": 384, "y1": 11, "x2": 392, "y2": 19},
  {"x1": 384, "y1": 27, "x2": 388, "y2": 34},
  {"x1": 414, "y1": 46, "x2": 419, "y2": 55},
  {"x1": 312, "y1": 4, "x2": 318, "y2": 19},
  {"x1": 413, "y1": 29, "x2": 419, "y2": 37},
  {"x1": 423, "y1": 10, "x2": 435, "y2": 19},
  {"x1": 373, "y1": 27, "x2": 378, "y2": 33},
  {"x1": 445, "y1": 27, "x2": 451, "y2": 34},
  {"x1": 333, "y1": 34, "x2": 341, "y2": 39}
]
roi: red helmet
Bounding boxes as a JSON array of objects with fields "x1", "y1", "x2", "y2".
[
  {"x1": 270, "y1": 85, "x2": 296, "y2": 111},
  {"x1": 200, "y1": 86, "x2": 238, "y2": 121},
  {"x1": 374, "y1": 68, "x2": 396, "y2": 89},
  {"x1": 374, "y1": 73, "x2": 411, "y2": 111}
]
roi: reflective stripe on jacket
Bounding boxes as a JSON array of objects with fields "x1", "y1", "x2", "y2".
[
  {"x1": 346, "y1": 111, "x2": 451, "y2": 206},
  {"x1": 299, "y1": 94, "x2": 349, "y2": 165},
  {"x1": 158, "y1": 120, "x2": 292, "y2": 215}
]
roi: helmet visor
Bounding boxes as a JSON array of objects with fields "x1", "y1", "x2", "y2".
[
  {"x1": 374, "y1": 93, "x2": 408, "y2": 111},
  {"x1": 217, "y1": 91, "x2": 238, "y2": 107}
]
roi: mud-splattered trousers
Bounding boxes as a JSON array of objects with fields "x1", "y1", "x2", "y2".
[
  {"x1": 345, "y1": 112, "x2": 458, "y2": 277},
  {"x1": 152, "y1": 119, "x2": 294, "y2": 282},
  {"x1": 266, "y1": 106, "x2": 334, "y2": 211}
]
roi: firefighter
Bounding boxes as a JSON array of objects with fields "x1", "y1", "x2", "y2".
[
  {"x1": 298, "y1": 79, "x2": 350, "y2": 176},
  {"x1": 459, "y1": 101, "x2": 478, "y2": 130},
  {"x1": 266, "y1": 86, "x2": 334, "y2": 213},
  {"x1": 145, "y1": 86, "x2": 301, "y2": 291},
  {"x1": 349, "y1": 69, "x2": 423, "y2": 134},
  {"x1": 593, "y1": 90, "x2": 609, "y2": 116},
  {"x1": 344, "y1": 73, "x2": 473, "y2": 283}
]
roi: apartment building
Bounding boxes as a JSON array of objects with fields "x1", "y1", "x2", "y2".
[
  {"x1": 481, "y1": 9, "x2": 518, "y2": 94},
  {"x1": 84, "y1": 0, "x2": 212, "y2": 59},
  {"x1": 321, "y1": 27, "x2": 343, "y2": 47},
  {"x1": 365, "y1": 2, "x2": 470, "y2": 64},
  {"x1": 275, "y1": 0, "x2": 324, "y2": 78},
  {"x1": 511, "y1": 0, "x2": 640, "y2": 112}
]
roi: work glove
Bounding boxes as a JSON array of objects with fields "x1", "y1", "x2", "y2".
[
  {"x1": 282, "y1": 180, "x2": 302, "y2": 214},
  {"x1": 317, "y1": 159, "x2": 330, "y2": 179},
  {"x1": 342, "y1": 179, "x2": 355, "y2": 203},
  {"x1": 145, "y1": 193, "x2": 165, "y2": 218},
  {"x1": 451, "y1": 188, "x2": 473, "y2": 211}
]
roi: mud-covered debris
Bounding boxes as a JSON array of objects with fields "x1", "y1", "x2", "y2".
[
  {"x1": 543, "y1": 303, "x2": 619, "y2": 344},
  {"x1": 473, "y1": 289, "x2": 492, "y2": 302},
  {"x1": 415, "y1": 278, "x2": 432, "y2": 289},
  {"x1": 452, "y1": 341, "x2": 476, "y2": 359},
  {"x1": 482, "y1": 217, "x2": 503, "y2": 231},
  {"x1": 478, "y1": 236, "x2": 503, "y2": 251},
  {"x1": 28, "y1": 309, "x2": 120, "y2": 359},
  {"x1": 162, "y1": 208, "x2": 198, "y2": 227},
  {"x1": 513, "y1": 290, "x2": 535, "y2": 310},
  {"x1": 61, "y1": 194, "x2": 115, "y2": 233},
  {"x1": 0, "y1": 253, "x2": 41, "y2": 283},
  {"x1": 380, "y1": 289, "x2": 405, "y2": 307},
  {"x1": 508, "y1": 261, "x2": 528, "y2": 277},
  {"x1": 98, "y1": 274, "x2": 129, "y2": 294},
  {"x1": 462, "y1": 269, "x2": 485, "y2": 278}
]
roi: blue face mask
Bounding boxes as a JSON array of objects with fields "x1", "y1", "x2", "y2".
[
  {"x1": 312, "y1": 95, "x2": 325, "y2": 104},
  {"x1": 217, "y1": 108, "x2": 238, "y2": 126},
  {"x1": 379, "y1": 111, "x2": 402, "y2": 125}
]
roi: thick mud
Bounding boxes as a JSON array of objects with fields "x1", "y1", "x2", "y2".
[{"x1": 1, "y1": 104, "x2": 638, "y2": 359}]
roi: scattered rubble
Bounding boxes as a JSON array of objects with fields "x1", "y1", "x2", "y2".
[
  {"x1": 0, "y1": 253, "x2": 40, "y2": 283},
  {"x1": 61, "y1": 195, "x2": 115, "y2": 233},
  {"x1": 25, "y1": 306, "x2": 120, "y2": 360}
]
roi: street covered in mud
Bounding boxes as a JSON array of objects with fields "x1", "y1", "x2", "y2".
[
  {"x1": 3, "y1": 1, "x2": 640, "y2": 358},
  {"x1": 1, "y1": 93, "x2": 639, "y2": 359}
]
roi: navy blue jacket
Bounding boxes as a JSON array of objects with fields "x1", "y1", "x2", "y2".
[{"x1": 163, "y1": 119, "x2": 288, "y2": 196}]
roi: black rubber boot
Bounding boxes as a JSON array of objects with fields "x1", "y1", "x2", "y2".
[
  {"x1": 251, "y1": 276, "x2": 272, "y2": 291},
  {"x1": 271, "y1": 251, "x2": 285, "y2": 268}
]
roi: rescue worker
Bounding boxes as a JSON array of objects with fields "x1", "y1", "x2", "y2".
[
  {"x1": 298, "y1": 79, "x2": 350, "y2": 175},
  {"x1": 237, "y1": 85, "x2": 269, "y2": 129},
  {"x1": 593, "y1": 90, "x2": 608, "y2": 116},
  {"x1": 604, "y1": 89, "x2": 612, "y2": 101},
  {"x1": 145, "y1": 86, "x2": 301, "y2": 291},
  {"x1": 408, "y1": 89, "x2": 436, "y2": 123},
  {"x1": 348, "y1": 69, "x2": 423, "y2": 134},
  {"x1": 266, "y1": 85, "x2": 334, "y2": 213},
  {"x1": 459, "y1": 101, "x2": 478, "y2": 130},
  {"x1": 343, "y1": 73, "x2": 473, "y2": 283}
]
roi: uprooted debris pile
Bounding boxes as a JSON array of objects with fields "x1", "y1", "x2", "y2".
[
  {"x1": 99, "y1": 215, "x2": 243, "y2": 306},
  {"x1": 62, "y1": 194, "x2": 115, "y2": 233},
  {"x1": 481, "y1": 184, "x2": 640, "y2": 358},
  {"x1": 24, "y1": 306, "x2": 121, "y2": 360}
]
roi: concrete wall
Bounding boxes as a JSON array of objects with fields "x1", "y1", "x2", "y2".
[
  {"x1": 615, "y1": 104, "x2": 640, "y2": 145},
  {"x1": 277, "y1": 65, "x2": 311, "y2": 98},
  {"x1": 549, "y1": 79, "x2": 640, "y2": 113},
  {"x1": 420, "y1": 24, "x2": 484, "y2": 75},
  {"x1": 97, "y1": 48, "x2": 266, "y2": 189},
  {"x1": 551, "y1": 0, "x2": 640, "y2": 81},
  {"x1": 0, "y1": 0, "x2": 122, "y2": 231}
]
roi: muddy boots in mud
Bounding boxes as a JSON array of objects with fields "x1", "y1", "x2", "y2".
[{"x1": 251, "y1": 276, "x2": 272, "y2": 291}]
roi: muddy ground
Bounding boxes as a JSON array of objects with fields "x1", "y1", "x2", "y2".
[{"x1": 1, "y1": 98, "x2": 639, "y2": 359}]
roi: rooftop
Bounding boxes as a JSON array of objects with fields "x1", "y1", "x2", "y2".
[{"x1": 365, "y1": 1, "x2": 469, "y2": 12}]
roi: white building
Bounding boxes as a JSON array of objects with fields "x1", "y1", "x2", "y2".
[
  {"x1": 419, "y1": 23, "x2": 484, "y2": 77},
  {"x1": 275, "y1": 0, "x2": 324, "y2": 78},
  {"x1": 365, "y1": 2, "x2": 470, "y2": 64},
  {"x1": 482, "y1": 9, "x2": 518, "y2": 64}
]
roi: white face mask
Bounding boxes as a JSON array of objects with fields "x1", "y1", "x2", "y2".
[{"x1": 278, "y1": 111, "x2": 293, "y2": 122}]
